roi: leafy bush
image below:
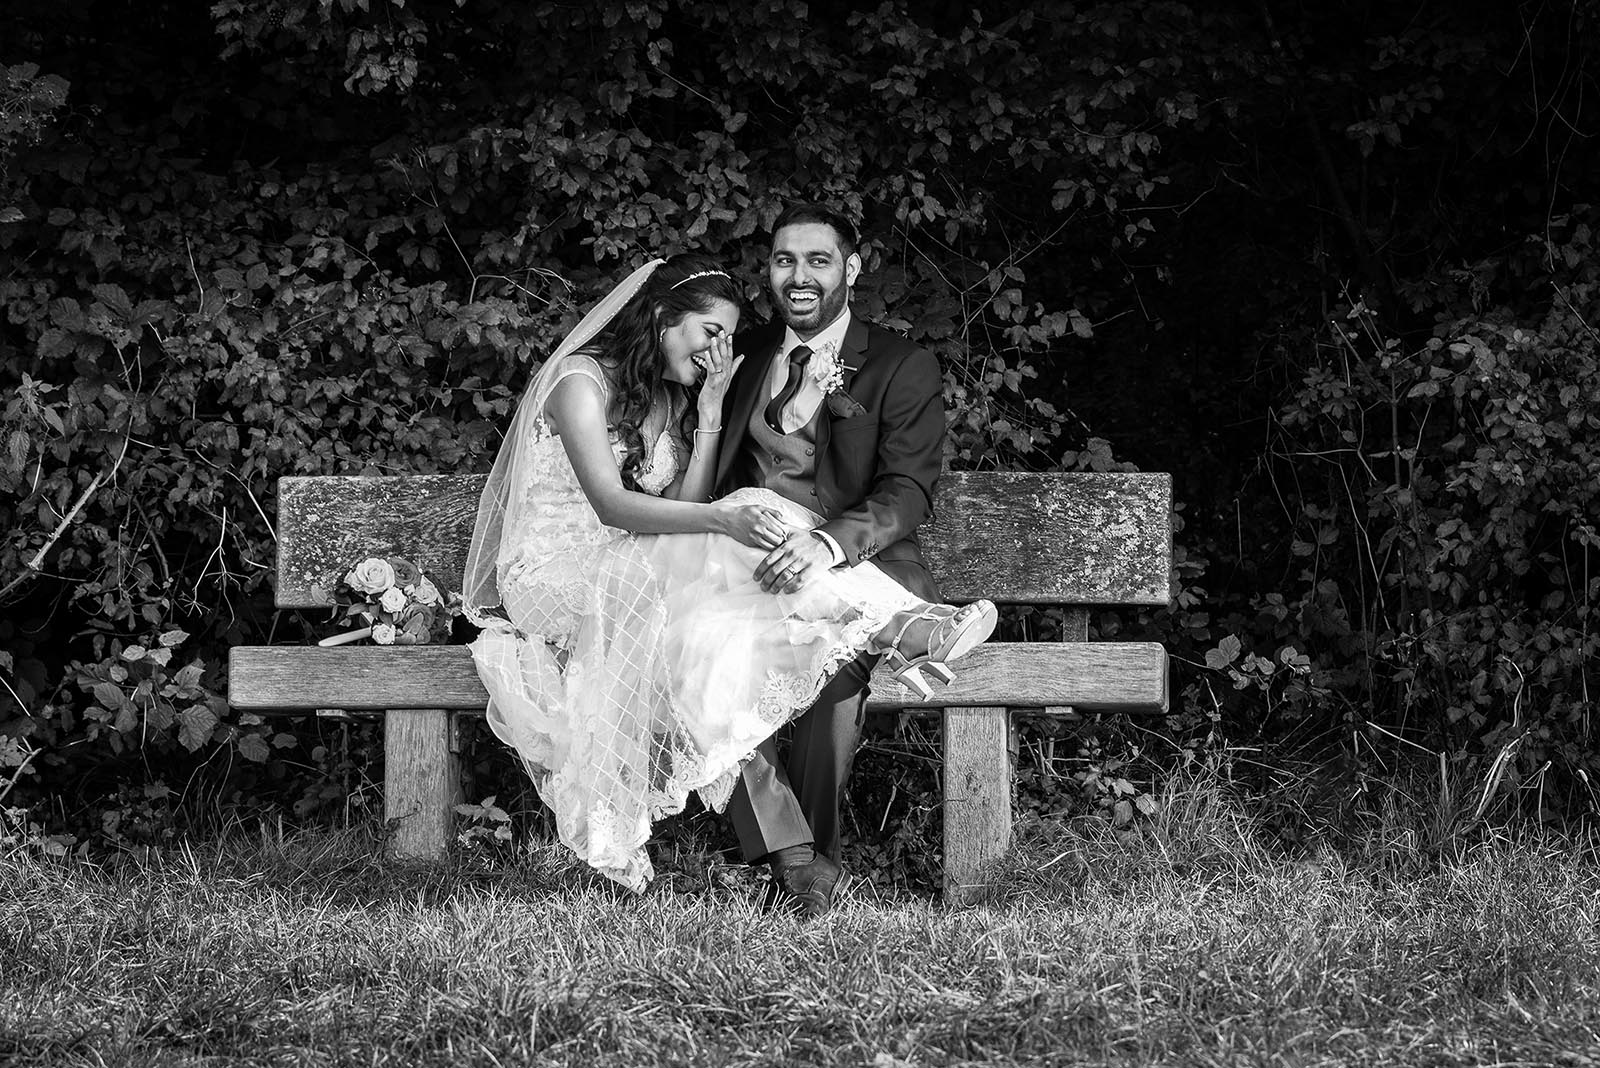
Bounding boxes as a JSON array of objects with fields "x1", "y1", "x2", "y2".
[
  {"x1": 2, "y1": 0, "x2": 1596, "y2": 851},
  {"x1": 4, "y1": 0, "x2": 1217, "y2": 842},
  {"x1": 1146, "y1": 213, "x2": 1600, "y2": 821}
]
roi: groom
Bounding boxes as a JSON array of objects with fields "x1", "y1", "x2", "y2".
[{"x1": 715, "y1": 202, "x2": 946, "y2": 917}]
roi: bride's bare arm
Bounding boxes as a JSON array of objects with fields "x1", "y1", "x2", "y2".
[
  {"x1": 663, "y1": 425, "x2": 719, "y2": 503},
  {"x1": 663, "y1": 337, "x2": 739, "y2": 504},
  {"x1": 547, "y1": 375, "x2": 785, "y2": 547}
]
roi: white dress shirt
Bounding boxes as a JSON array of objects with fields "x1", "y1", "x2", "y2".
[
  {"x1": 768, "y1": 309, "x2": 854, "y2": 565},
  {"x1": 768, "y1": 308, "x2": 854, "y2": 433}
]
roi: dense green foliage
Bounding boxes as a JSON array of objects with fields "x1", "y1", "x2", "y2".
[{"x1": 1, "y1": 0, "x2": 1596, "y2": 852}]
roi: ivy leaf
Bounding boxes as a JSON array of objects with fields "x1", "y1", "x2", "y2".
[
  {"x1": 171, "y1": 664, "x2": 205, "y2": 691},
  {"x1": 158, "y1": 629, "x2": 189, "y2": 648},
  {"x1": 92, "y1": 682, "x2": 125, "y2": 710},
  {"x1": 178, "y1": 705, "x2": 219, "y2": 751},
  {"x1": 145, "y1": 701, "x2": 175, "y2": 731},
  {"x1": 91, "y1": 283, "x2": 134, "y2": 320},
  {"x1": 8, "y1": 430, "x2": 29, "y2": 470},
  {"x1": 1277, "y1": 645, "x2": 1311, "y2": 672},
  {"x1": 1204, "y1": 635, "x2": 1242, "y2": 670},
  {"x1": 236, "y1": 733, "x2": 271, "y2": 763}
]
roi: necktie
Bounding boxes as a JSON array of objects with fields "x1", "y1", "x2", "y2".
[{"x1": 764, "y1": 344, "x2": 812, "y2": 433}]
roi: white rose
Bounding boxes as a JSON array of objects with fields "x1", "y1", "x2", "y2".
[
  {"x1": 345, "y1": 557, "x2": 396, "y2": 595},
  {"x1": 371, "y1": 623, "x2": 397, "y2": 645},
  {"x1": 379, "y1": 586, "x2": 408, "y2": 614},
  {"x1": 412, "y1": 578, "x2": 441, "y2": 606}
]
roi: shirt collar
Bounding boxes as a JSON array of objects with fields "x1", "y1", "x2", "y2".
[{"x1": 780, "y1": 306, "x2": 853, "y2": 362}]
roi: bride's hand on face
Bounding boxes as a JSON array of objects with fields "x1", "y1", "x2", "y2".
[
  {"x1": 716, "y1": 502, "x2": 789, "y2": 550},
  {"x1": 694, "y1": 335, "x2": 742, "y2": 425}
]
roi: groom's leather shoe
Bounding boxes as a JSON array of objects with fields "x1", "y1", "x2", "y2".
[{"x1": 766, "y1": 851, "x2": 846, "y2": 920}]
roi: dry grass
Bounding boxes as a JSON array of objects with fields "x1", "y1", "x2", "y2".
[{"x1": 4, "y1": 770, "x2": 1600, "y2": 1067}]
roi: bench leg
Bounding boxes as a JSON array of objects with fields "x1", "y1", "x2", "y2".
[
  {"x1": 384, "y1": 708, "x2": 458, "y2": 862},
  {"x1": 942, "y1": 705, "x2": 1014, "y2": 905}
]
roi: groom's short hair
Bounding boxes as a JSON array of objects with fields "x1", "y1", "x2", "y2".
[{"x1": 772, "y1": 202, "x2": 859, "y2": 258}]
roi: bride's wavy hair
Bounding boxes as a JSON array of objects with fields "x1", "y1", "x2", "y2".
[{"x1": 578, "y1": 253, "x2": 742, "y2": 490}]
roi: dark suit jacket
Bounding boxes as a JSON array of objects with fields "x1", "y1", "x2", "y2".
[{"x1": 716, "y1": 314, "x2": 944, "y2": 603}]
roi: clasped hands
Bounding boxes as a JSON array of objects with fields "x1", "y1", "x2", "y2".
[
  {"x1": 722, "y1": 503, "x2": 835, "y2": 594},
  {"x1": 754, "y1": 527, "x2": 834, "y2": 594}
]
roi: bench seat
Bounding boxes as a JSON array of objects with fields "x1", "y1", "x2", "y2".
[{"x1": 229, "y1": 643, "x2": 1168, "y2": 713}]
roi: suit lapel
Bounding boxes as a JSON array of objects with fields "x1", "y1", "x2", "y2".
[
  {"x1": 837, "y1": 314, "x2": 869, "y2": 397},
  {"x1": 815, "y1": 315, "x2": 871, "y2": 498},
  {"x1": 717, "y1": 322, "x2": 783, "y2": 487}
]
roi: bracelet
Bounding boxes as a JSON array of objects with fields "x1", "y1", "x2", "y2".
[{"x1": 693, "y1": 426, "x2": 722, "y2": 436}]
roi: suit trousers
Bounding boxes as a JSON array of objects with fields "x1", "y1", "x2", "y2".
[
  {"x1": 724, "y1": 553, "x2": 937, "y2": 864},
  {"x1": 726, "y1": 648, "x2": 879, "y2": 864}
]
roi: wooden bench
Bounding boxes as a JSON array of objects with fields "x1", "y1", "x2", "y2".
[{"x1": 229, "y1": 471, "x2": 1172, "y2": 902}]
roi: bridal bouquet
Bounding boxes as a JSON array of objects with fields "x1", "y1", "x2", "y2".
[{"x1": 317, "y1": 556, "x2": 460, "y2": 647}]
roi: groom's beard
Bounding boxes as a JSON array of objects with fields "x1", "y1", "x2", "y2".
[{"x1": 778, "y1": 281, "x2": 848, "y2": 335}]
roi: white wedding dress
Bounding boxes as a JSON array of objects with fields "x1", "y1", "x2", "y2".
[{"x1": 468, "y1": 353, "x2": 920, "y2": 891}]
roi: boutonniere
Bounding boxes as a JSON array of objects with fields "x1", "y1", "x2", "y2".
[{"x1": 809, "y1": 342, "x2": 868, "y2": 418}]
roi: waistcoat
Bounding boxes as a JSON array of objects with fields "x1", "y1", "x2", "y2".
[{"x1": 747, "y1": 392, "x2": 824, "y2": 511}]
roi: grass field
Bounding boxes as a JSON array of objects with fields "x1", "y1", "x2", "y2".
[{"x1": 4, "y1": 771, "x2": 1599, "y2": 1067}]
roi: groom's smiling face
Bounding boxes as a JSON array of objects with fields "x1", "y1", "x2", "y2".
[{"x1": 768, "y1": 222, "x2": 861, "y2": 339}]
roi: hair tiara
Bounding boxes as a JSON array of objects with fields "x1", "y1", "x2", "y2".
[{"x1": 670, "y1": 269, "x2": 730, "y2": 289}]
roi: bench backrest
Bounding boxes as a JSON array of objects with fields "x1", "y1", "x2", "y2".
[{"x1": 273, "y1": 472, "x2": 1172, "y2": 609}]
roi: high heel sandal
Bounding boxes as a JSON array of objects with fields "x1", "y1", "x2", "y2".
[{"x1": 878, "y1": 600, "x2": 998, "y2": 699}]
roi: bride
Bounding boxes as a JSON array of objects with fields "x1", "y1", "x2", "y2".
[{"x1": 464, "y1": 253, "x2": 995, "y2": 891}]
